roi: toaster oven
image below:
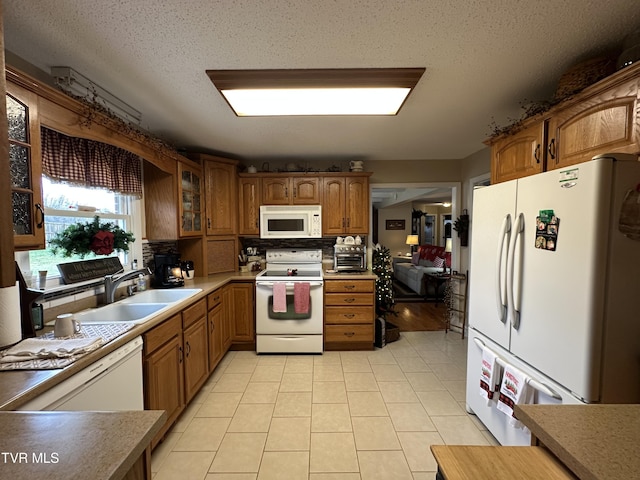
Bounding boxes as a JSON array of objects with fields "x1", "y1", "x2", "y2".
[{"x1": 334, "y1": 245, "x2": 367, "y2": 271}]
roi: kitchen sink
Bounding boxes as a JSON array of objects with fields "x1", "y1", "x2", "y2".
[
  {"x1": 120, "y1": 288, "x2": 202, "y2": 304},
  {"x1": 76, "y1": 303, "x2": 170, "y2": 325}
]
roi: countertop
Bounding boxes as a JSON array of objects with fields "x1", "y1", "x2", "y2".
[
  {"x1": 0, "y1": 410, "x2": 165, "y2": 480},
  {"x1": 0, "y1": 272, "x2": 257, "y2": 411},
  {"x1": 515, "y1": 404, "x2": 640, "y2": 480}
]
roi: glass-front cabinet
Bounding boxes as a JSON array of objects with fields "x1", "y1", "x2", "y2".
[
  {"x1": 178, "y1": 162, "x2": 203, "y2": 237},
  {"x1": 6, "y1": 82, "x2": 45, "y2": 250}
]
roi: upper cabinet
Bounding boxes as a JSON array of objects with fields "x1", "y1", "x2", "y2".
[
  {"x1": 489, "y1": 63, "x2": 640, "y2": 183},
  {"x1": 238, "y1": 177, "x2": 261, "y2": 235},
  {"x1": 322, "y1": 175, "x2": 369, "y2": 235},
  {"x1": 178, "y1": 162, "x2": 204, "y2": 237},
  {"x1": 192, "y1": 154, "x2": 238, "y2": 236},
  {"x1": 491, "y1": 122, "x2": 545, "y2": 184},
  {"x1": 262, "y1": 176, "x2": 321, "y2": 205},
  {"x1": 6, "y1": 81, "x2": 45, "y2": 250},
  {"x1": 546, "y1": 76, "x2": 640, "y2": 170}
]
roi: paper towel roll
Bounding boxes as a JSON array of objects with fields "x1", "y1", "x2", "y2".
[{"x1": 0, "y1": 283, "x2": 22, "y2": 349}]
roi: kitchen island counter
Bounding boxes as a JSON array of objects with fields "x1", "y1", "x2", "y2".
[
  {"x1": 515, "y1": 404, "x2": 640, "y2": 480},
  {"x1": 0, "y1": 410, "x2": 165, "y2": 480}
]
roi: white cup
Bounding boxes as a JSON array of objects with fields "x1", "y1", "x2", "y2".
[
  {"x1": 247, "y1": 165, "x2": 257, "y2": 173},
  {"x1": 54, "y1": 314, "x2": 81, "y2": 337}
]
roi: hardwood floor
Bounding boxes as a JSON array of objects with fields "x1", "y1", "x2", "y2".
[{"x1": 389, "y1": 300, "x2": 447, "y2": 331}]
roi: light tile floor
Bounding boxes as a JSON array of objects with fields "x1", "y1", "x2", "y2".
[{"x1": 151, "y1": 331, "x2": 498, "y2": 480}]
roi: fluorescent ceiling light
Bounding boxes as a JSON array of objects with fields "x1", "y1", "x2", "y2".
[{"x1": 206, "y1": 68, "x2": 425, "y2": 117}]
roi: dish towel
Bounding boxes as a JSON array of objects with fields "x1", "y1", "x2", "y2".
[
  {"x1": 272, "y1": 282, "x2": 288, "y2": 313},
  {"x1": 479, "y1": 347, "x2": 500, "y2": 405},
  {"x1": 496, "y1": 364, "x2": 531, "y2": 428},
  {"x1": 294, "y1": 282, "x2": 310, "y2": 314},
  {"x1": 0, "y1": 337, "x2": 104, "y2": 363}
]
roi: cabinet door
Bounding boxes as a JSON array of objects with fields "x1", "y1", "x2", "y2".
[
  {"x1": 6, "y1": 82, "x2": 45, "y2": 249},
  {"x1": 291, "y1": 177, "x2": 321, "y2": 204},
  {"x1": 262, "y1": 177, "x2": 290, "y2": 204},
  {"x1": 205, "y1": 160, "x2": 237, "y2": 235},
  {"x1": 178, "y1": 162, "x2": 203, "y2": 237},
  {"x1": 322, "y1": 177, "x2": 346, "y2": 235},
  {"x1": 221, "y1": 286, "x2": 232, "y2": 350},
  {"x1": 490, "y1": 122, "x2": 544, "y2": 183},
  {"x1": 238, "y1": 177, "x2": 261, "y2": 235},
  {"x1": 229, "y1": 282, "x2": 255, "y2": 342},
  {"x1": 208, "y1": 304, "x2": 224, "y2": 370},
  {"x1": 345, "y1": 176, "x2": 369, "y2": 234},
  {"x1": 547, "y1": 77, "x2": 640, "y2": 170},
  {"x1": 144, "y1": 333, "x2": 184, "y2": 448},
  {"x1": 183, "y1": 315, "x2": 209, "y2": 402}
]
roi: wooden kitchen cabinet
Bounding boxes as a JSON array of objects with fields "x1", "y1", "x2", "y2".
[
  {"x1": 324, "y1": 278, "x2": 375, "y2": 350},
  {"x1": 322, "y1": 175, "x2": 370, "y2": 235},
  {"x1": 491, "y1": 121, "x2": 545, "y2": 184},
  {"x1": 6, "y1": 81, "x2": 45, "y2": 250},
  {"x1": 143, "y1": 314, "x2": 185, "y2": 449},
  {"x1": 182, "y1": 298, "x2": 209, "y2": 403},
  {"x1": 262, "y1": 175, "x2": 321, "y2": 205},
  {"x1": 207, "y1": 289, "x2": 224, "y2": 370},
  {"x1": 238, "y1": 176, "x2": 261, "y2": 235},
  {"x1": 221, "y1": 285, "x2": 233, "y2": 350},
  {"x1": 547, "y1": 76, "x2": 640, "y2": 170},
  {"x1": 489, "y1": 63, "x2": 640, "y2": 183},
  {"x1": 228, "y1": 281, "x2": 255, "y2": 346},
  {"x1": 178, "y1": 161, "x2": 204, "y2": 237},
  {"x1": 193, "y1": 154, "x2": 239, "y2": 236}
]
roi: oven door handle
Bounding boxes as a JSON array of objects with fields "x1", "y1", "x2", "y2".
[{"x1": 256, "y1": 281, "x2": 324, "y2": 288}]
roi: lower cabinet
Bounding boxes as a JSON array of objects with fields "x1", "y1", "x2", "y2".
[
  {"x1": 143, "y1": 314, "x2": 185, "y2": 449},
  {"x1": 324, "y1": 279, "x2": 375, "y2": 350},
  {"x1": 143, "y1": 282, "x2": 254, "y2": 449},
  {"x1": 182, "y1": 299, "x2": 209, "y2": 403}
]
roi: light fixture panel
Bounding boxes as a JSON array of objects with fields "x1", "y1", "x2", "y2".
[{"x1": 207, "y1": 68, "x2": 425, "y2": 117}]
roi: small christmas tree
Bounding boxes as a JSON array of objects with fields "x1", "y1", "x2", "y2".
[{"x1": 372, "y1": 244, "x2": 396, "y2": 319}]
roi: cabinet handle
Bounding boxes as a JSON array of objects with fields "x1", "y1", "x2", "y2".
[
  {"x1": 534, "y1": 144, "x2": 540, "y2": 163},
  {"x1": 344, "y1": 285, "x2": 356, "y2": 290},
  {"x1": 548, "y1": 138, "x2": 556, "y2": 161},
  {"x1": 344, "y1": 313, "x2": 355, "y2": 319},
  {"x1": 342, "y1": 218, "x2": 346, "y2": 228},
  {"x1": 35, "y1": 203, "x2": 45, "y2": 229},
  {"x1": 344, "y1": 331, "x2": 355, "y2": 337},
  {"x1": 179, "y1": 346, "x2": 183, "y2": 363},
  {"x1": 344, "y1": 298, "x2": 356, "y2": 303},
  {"x1": 347, "y1": 218, "x2": 350, "y2": 227},
  {"x1": 208, "y1": 218, "x2": 211, "y2": 228},
  {"x1": 210, "y1": 319, "x2": 215, "y2": 333},
  {"x1": 185, "y1": 342, "x2": 191, "y2": 357},
  {"x1": 285, "y1": 187, "x2": 289, "y2": 198}
]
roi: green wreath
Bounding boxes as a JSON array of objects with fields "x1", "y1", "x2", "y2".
[{"x1": 49, "y1": 215, "x2": 135, "y2": 258}]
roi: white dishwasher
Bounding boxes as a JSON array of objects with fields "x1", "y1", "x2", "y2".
[{"x1": 18, "y1": 336, "x2": 144, "y2": 411}]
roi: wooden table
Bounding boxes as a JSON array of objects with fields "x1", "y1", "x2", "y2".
[{"x1": 423, "y1": 272, "x2": 449, "y2": 304}]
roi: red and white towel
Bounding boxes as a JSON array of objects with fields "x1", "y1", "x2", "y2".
[
  {"x1": 496, "y1": 364, "x2": 530, "y2": 428},
  {"x1": 479, "y1": 347, "x2": 500, "y2": 405},
  {"x1": 272, "y1": 282, "x2": 287, "y2": 313},
  {"x1": 294, "y1": 282, "x2": 310, "y2": 314}
]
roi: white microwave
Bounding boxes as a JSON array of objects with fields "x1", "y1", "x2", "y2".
[{"x1": 259, "y1": 205, "x2": 322, "y2": 239}]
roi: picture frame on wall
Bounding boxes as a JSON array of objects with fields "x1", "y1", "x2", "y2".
[{"x1": 386, "y1": 219, "x2": 405, "y2": 230}]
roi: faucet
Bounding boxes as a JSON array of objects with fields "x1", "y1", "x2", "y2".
[{"x1": 104, "y1": 267, "x2": 151, "y2": 304}]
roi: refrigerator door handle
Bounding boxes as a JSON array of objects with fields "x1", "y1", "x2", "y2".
[
  {"x1": 472, "y1": 337, "x2": 562, "y2": 400},
  {"x1": 506, "y1": 213, "x2": 524, "y2": 330},
  {"x1": 495, "y1": 214, "x2": 511, "y2": 323}
]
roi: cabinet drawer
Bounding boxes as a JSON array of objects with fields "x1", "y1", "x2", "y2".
[
  {"x1": 207, "y1": 290, "x2": 223, "y2": 310},
  {"x1": 325, "y1": 280, "x2": 374, "y2": 293},
  {"x1": 325, "y1": 305, "x2": 374, "y2": 324},
  {"x1": 183, "y1": 298, "x2": 207, "y2": 328},
  {"x1": 325, "y1": 293, "x2": 373, "y2": 306},
  {"x1": 144, "y1": 313, "x2": 182, "y2": 355},
  {"x1": 325, "y1": 324, "x2": 374, "y2": 343}
]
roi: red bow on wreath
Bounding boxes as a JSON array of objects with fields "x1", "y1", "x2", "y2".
[{"x1": 91, "y1": 230, "x2": 115, "y2": 255}]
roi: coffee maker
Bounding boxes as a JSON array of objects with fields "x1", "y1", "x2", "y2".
[{"x1": 153, "y1": 253, "x2": 185, "y2": 288}]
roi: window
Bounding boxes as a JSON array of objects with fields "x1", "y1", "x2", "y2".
[{"x1": 15, "y1": 177, "x2": 143, "y2": 286}]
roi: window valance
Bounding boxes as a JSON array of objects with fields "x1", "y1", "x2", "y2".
[{"x1": 41, "y1": 127, "x2": 142, "y2": 196}]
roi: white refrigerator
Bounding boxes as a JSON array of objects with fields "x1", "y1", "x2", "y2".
[{"x1": 465, "y1": 154, "x2": 640, "y2": 446}]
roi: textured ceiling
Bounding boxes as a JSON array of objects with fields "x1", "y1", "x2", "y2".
[{"x1": 3, "y1": 1, "x2": 640, "y2": 163}]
